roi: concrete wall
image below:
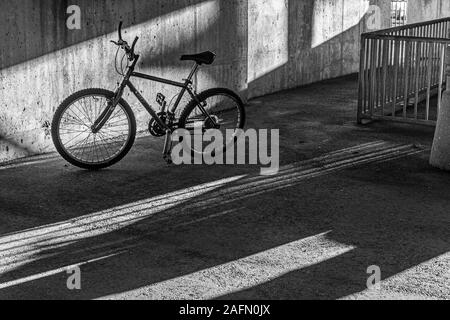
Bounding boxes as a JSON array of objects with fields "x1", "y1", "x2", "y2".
[
  {"x1": 0, "y1": 0, "x2": 247, "y2": 162},
  {"x1": 0, "y1": 0, "x2": 391, "y2": 162},
  {"x1": 407, "y1": 0, "x2": 450, "y2": 23},
  {"x1": 247, "y1": 0, "x2": 391, "y2": 98}
]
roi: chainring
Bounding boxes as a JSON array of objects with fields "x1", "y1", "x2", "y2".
[{"x1": 148, "y1": 112, "x2": 173, "y2": 137}]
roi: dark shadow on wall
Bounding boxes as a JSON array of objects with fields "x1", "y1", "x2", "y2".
[
  {"x1": 0, "y1": 0, "x2": 211, "y2": 70},
  {"x1": 0, "y1": 0, "x2": 248, "y2": 160},
  {"x1": 136, "y1": 0, "x2": 248, "y2": 97}
]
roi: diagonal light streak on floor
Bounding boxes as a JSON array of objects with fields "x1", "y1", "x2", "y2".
[
  {"x1": 98, "y1": 232, "x2": 356, "y2": 300},
  {"x1": 0, "y1": 141, "x2": 414, "y2": 256},
  {"x1": 0, "y1": 208, "x2": 242, "y2": 290},
  {"x1": 0, "y1": 141, "x2": 427, "y2": 279}
]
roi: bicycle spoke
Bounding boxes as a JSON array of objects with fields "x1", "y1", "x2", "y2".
[{"x1": 58, "y1": 94, "x2": 131, "y2": 165}]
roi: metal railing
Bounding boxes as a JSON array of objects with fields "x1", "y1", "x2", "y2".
[{"x1": 358, "y1": 18, "x2": 450, "y2": 126}]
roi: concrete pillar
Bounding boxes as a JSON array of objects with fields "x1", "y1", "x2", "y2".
[{"x1": 430, "y1": 46, "x2": 450, "y2": 170}]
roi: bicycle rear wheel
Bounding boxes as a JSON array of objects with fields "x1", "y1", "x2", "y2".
[
  {"x1": 52, "y1": 88, "x2": 136, "y2": 170},
  {"x1": 178, "y1": 88, "x2": 246, "y2": 156}
]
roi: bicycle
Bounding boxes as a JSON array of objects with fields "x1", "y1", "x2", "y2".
[{"x1": 52, "y1": 21, "x2": 246, "y2": 170}]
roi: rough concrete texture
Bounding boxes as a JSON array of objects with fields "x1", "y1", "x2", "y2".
[
  {"x1": 0, "y1": 0, "x2": 248, "y2": 162},
  {"x1": 407, "y1": 0, "x2": 450, "y2": 23},
  {"x1": 0, "y1": 0, "x2": 392, "y2": 162},
  {"x1": 0, "y1": 75, "x2": 448, "y2": 300},
  {"x1": 247, "y1": 0, "x2": 391, "y2": 98}
]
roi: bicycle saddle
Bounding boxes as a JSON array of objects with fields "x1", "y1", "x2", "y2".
[{"x1": 180, "y1": 51, "x2": 216, "y2": 65}]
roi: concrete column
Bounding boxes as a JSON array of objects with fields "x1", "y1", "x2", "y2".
[{"x1": 430, "y1": 46, "x2": 450, "y2": 170}]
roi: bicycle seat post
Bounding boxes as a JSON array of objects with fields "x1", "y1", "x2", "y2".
[{"x1": 185, "y1": 63, "x2": 199, "y2": 83}]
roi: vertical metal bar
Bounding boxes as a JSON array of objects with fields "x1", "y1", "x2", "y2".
[
  {"x1": 403, "y1": 40, "x2": 411, "y2": 118},
  {"x1": 364, "y1": 37, "x2": 371, "y2": 114},
  {"x1": 386, "y1": 39, "x2": 391, "y2": 108},
  {"x1": 398, "y1": 36, "x2": 403, "y2": 102},
  {"x1": 370, "y1": 39, "x2": 377, "y2": 116},
  {"x1": 389, "y1": 39, "x2": 394, "y2": 109},
  {"x1": 418, "y1": 27, "x2": 423, "y2": 92},
  {"x1": 357, "y1": 35, "x2": 367, "y2": 123},
  {"x1": 426, "y1": 42, "x2": 434, "y2": 121},
  {"x1": 366, "y1": 39, "x2": 372, "y2": 115},
  {"x1": 438, "y1": 44, "x2": 445, "y2": 116},
  {"x1": 430, "y1": 41, "x2": 436, "y2": 86},
  {"x1": 393, "y1": 40, "x2": 400, "y2": 118},
  {"x1": 366, "y1": 38, "x2": 373, "y2": 113},
  {"x1": 382, "y1": 39, "x2": 388, "y2": 116},
  {"x1": 375, "y1": 39, "x2": 382, "y2": 109},
  {"x1": 424, "y1": 31, "x2": 429, "y2": 89},
  {"x1": 414, "y1": 41, "x2": 421, "y2": 119}
]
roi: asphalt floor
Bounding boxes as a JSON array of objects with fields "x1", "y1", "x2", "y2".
[{"x1": 0, "y1": 75, "x2": 448, "y2": 299}]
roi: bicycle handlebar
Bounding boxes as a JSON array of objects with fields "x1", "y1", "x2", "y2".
[
  {"x1": 118, "y1": 21, "x2": 124, "y2": 41},
  {"x1": 112, "y1": 21, "x2": 139, "y2": 61},
  {"x1": 131, "y1": 36, "x2": 139, "y2": 55}
]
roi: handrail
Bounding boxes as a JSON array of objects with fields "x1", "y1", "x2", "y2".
[
  {"x1": 362, "y1": 34, "x2": 450, "y2": 44},
  {"x1": 357, "y1": 17, "x2": 450, "y2": 126},
  {"x1": 365, "y1": 17, "x2": 450, "y2": 36}
]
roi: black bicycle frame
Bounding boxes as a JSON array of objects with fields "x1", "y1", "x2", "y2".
[{"x1": 92, "y1": 54, "x2": 211, "y2": 134}]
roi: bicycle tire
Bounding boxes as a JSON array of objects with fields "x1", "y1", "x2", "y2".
[
  {"x1": 51, "y1": 88, "x2": 136, "y2": 170},
  {"x1": 177, "y1": 88, "x2": 246, "y2": 156}
]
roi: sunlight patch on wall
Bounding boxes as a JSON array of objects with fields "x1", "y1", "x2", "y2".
[
  {"x1": 248, "y1": 0, "x2": 289, "y2": 82},
  {"x1": 311, "y1": 0, "x2": 370, "y2": 48}
]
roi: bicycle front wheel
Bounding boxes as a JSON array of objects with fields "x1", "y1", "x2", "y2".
[{"x1": 52, "y1": 88, "x2": 136, "y2": 170}]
